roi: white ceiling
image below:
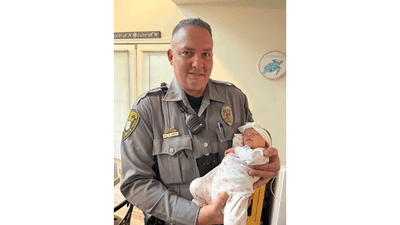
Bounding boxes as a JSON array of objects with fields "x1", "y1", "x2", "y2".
[{"x1": 171, "y1": 0, "x2": 286, "y2": 9}]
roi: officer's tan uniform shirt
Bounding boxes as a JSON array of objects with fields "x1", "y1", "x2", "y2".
[{"x1": 120, "y1": 78, "x2": 254, "y2": 225}]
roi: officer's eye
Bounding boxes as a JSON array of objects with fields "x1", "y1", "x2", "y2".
[{"x1": 203, "y1": 52, "x2": 211, "y2": 57}]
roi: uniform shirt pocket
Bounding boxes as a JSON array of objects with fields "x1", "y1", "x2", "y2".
[
  {"x1": 153, "y1": 135, "x2": 192, "y2": 184},
  {"x1": 216, "y1": 125, "x2": 235, "y2": 143}
]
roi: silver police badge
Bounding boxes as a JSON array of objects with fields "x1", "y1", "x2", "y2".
[{"x1": 221, "y1": 106, "x2": 233, "y2": 126}]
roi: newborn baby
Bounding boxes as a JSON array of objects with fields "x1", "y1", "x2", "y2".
[{"x1": 190, "y1": 122, "x2": 272, "y2": 225}]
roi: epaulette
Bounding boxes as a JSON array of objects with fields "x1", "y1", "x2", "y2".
[
  {"x1": 209, "y1": 78, "x2": 237, "y2": 88},
  {"x1": 133, "y1": 86, "x2": 164, "y2": 105}
]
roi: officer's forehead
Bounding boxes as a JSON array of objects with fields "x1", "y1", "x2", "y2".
[{"x1": 171, "y1": 25, "x2": 213, "y2": 48}]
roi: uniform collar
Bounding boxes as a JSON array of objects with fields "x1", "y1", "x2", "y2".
[
  {"x1": 163, "y1": 77, "x2": 185, "y2": 102},
  {"x1": 208, "y1": 79, "x2": 226, "y2": 104},
  {"x1": 163, "y1": 77, "x2": 226, "y2": 104}
]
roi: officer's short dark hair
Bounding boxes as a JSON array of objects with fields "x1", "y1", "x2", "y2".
[{"x1": 172, "y1": 18, "x2": 212, "y2": 38}]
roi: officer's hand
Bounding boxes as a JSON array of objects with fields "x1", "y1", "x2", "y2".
[
  {"x1": 248, "y1": 147, "x2": 280, "y2": 190},
  {"x1": 196, "y1": 192, "x2": 228, "y2": 225},
  {"x1": 224, "y1": 147, "x2": 236, "y2": 157}
]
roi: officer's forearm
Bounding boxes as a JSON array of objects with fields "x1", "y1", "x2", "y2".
[{"x1": 121, "y1": 175, "x2": 200, "y2": 225}]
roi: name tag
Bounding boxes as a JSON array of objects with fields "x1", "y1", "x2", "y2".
[{"x1": 163, "y1": 132, "x2": 179, "y2": 139}]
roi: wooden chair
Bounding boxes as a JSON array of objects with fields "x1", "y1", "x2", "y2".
[
  {"x1": 114, "y1": 162, "x2": 134, "y2": 225},
  {"x1": 114, "y1": 159, "x2": 268, "y2": 225},
  {"x1": 114, "y1": 185, "x2": 267, "y2": 225},
  {"x1": 246, "y1": 184, "x2": 266, "y2": 225}
]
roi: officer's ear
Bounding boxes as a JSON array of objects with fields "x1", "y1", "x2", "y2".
[
  {"x1": 167, "y1": 49, "x2": 173, "y2": 65},
  {"x1": 265, "y1": 141, "x2": 270, "y2": 148}
]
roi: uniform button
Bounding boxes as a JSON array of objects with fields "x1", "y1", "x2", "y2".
[
  {"x1": 169, "y1": 148, "x2": 175, "y2": 153},
  {"x1": 203, "y1": 142, "x2": 208, "y2": 147}
]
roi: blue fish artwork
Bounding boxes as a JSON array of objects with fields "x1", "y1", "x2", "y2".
[{"x1": 263, "y1": 59, "x2": 283, "y2": 76}]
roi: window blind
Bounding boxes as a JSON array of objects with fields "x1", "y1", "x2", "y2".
[
  {"x1": 141, "y1": 51, "x2": 174, "y2": 92},
  {"x1": 114, "y1": 51, "x2": 130, "y2": 158}
]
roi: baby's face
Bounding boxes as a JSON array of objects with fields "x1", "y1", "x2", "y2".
[{"x1": 243, "y1": 128, "x2": 267, "y2": 149}]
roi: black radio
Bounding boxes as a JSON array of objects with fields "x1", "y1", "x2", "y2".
[{"x1": 196, "y1": 152, "x2": 220, "y2": 177}]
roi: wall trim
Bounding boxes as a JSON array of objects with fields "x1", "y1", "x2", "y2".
[
  {"x1": 114, "y1": 31, "x2": 161, "y2": 39},
  {"x1": 114, "y1": 38, "x2": 171, "y2": 45}
]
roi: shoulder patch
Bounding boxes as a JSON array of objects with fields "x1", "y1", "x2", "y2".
[{"x1": 123, "y1": 109, "x2": 140, "y2": 139}]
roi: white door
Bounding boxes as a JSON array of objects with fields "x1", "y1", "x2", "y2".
[{"x1": 114, "y1": 44, "x2": 174, "y2": 159}]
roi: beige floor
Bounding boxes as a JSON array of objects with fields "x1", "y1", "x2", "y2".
[{"x1": 114, "y1": 182, "x2": 144, "y2": 225}]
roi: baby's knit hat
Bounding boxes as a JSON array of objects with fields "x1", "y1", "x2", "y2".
[{"x1": 238, "y1": 122, "x2": 272, "y2": 146}]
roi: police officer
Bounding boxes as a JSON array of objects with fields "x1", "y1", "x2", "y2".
[{"x1": 120, "y1": 18, "x2": 280, "y2": 225}]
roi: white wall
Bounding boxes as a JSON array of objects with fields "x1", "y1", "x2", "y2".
[
  {"x1": 114, "y1": 0, "x2": 186, "y2": 38},
  {"x1": 114, "y1": 0, "x2": 286, "y2": 163}
]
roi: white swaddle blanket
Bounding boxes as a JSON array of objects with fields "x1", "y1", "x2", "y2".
[{"x1": 190, "y1": 122, "x2": 271, "y2": 225}]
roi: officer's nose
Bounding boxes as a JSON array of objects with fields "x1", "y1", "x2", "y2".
[{"x1": 192, "y1": 53, "x2": 204, "y2": 70}]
